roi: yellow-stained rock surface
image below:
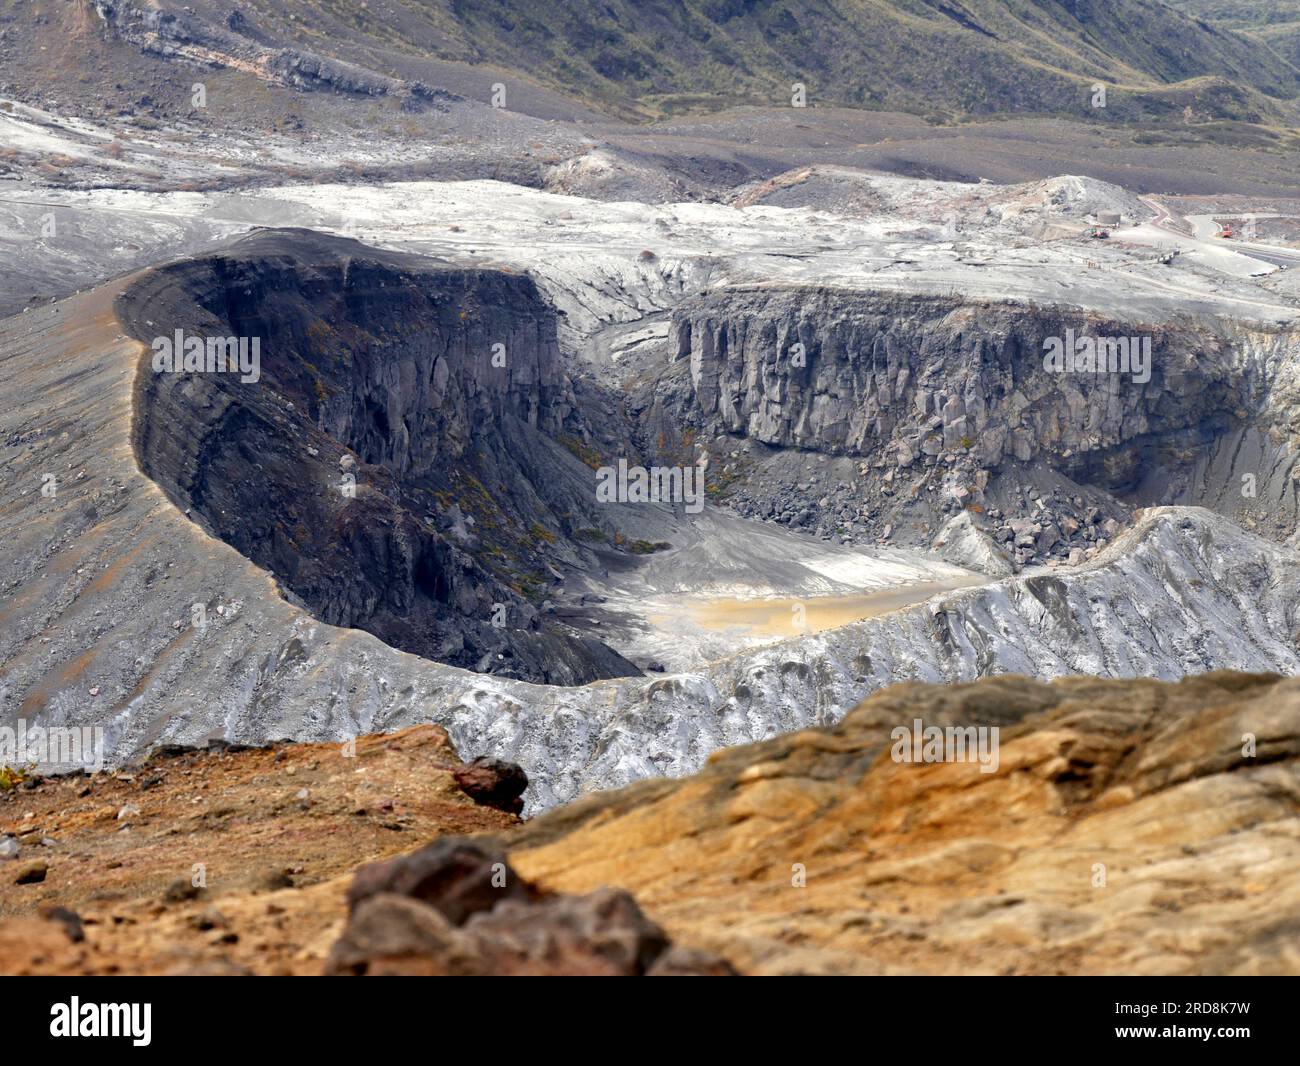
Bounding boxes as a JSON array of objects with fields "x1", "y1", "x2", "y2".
[{"x1": 507, "y1": 671, "x2": 1300, "y2": 975}]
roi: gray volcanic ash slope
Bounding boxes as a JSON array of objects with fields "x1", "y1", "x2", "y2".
[{"x1": 4, "y1": 228, "x2": 1300, "y2": 811}]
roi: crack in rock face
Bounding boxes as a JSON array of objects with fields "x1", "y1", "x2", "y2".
[{"x1": 124, "y1": 229, "x2": 640, "y2": 686}]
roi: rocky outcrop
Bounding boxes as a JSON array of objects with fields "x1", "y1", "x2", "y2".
[
  {"x1": 92, "y1": 2, "x2": 456, "y2": 107},
  {"x1": 346, "y1": 838, "x2": 538, "y2": 922},
  {"x1": 9, "y1": 672, "x2": 1293, "y2": 975},
  {"x1": 327, "y1": 888, "x2": 731, "y2": 976},
  {"x1": 507, "y1": 670, "x2": 1300, "y2": 975},
  {"x1": 328, "y1": 840, "x2": 735, "y2": 975},
  {"x1": 453, "y1": 757, "x2": 530, "y2": 814},
  {"x1": 655, "y1": 285, "x2": 1300, "y2": 561},
  {"x1": 931, "y1": 512, "x2": 1014, "y2": 576}
]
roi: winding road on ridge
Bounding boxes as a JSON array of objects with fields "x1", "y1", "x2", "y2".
[{"x1": 1141, "y1": 194, "x2": 1300, "y2": 270}]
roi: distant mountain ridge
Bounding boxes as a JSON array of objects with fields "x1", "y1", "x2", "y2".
[
  {"x1": 74, "y1": 0, "x2": 1300, "y2": 122},
  {"x1": 1168, "y1": 0, "x2": 1300, "y2": 70}
]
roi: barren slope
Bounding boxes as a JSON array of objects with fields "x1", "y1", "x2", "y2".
[
  {"x1": 0, "y1": 724, "x2": 518, "y2": 974},
  {"x1": 4, "y1": 671, "x2": 1297, "y2": 975},
  {"x1": 76, "y1": 0, "x2": 1300, "y2": 122}
]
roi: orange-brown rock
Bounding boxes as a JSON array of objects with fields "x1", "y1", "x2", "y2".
[
  {"x1": 0, "y1": 724, "x2": 517, "y2": 974},
  {"x1": 3, "y1": 671, "x2": 1298, "y2": 975},
  {"x1": 505, "y1": 671, "x2": 1300, "y2": 975}
]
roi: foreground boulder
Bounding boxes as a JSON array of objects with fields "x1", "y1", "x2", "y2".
[
  {"x1": 346, "y1": 837, "x2": 537, "y2": 924},
  {"x1": 327, "y1": 841, "x2": 734, "y2": 976},
  {"x1": 453, "y1": 757, "x2": 530, "y2": 814}
]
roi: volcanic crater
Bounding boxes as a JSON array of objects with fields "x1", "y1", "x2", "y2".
[{"x1": 123, "y1": 228, "x2": 643, "y2": 686}]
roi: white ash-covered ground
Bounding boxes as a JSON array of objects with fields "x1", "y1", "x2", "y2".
[{"x1": 5, "y1": 157, "x2": 1300, "y2": 810}]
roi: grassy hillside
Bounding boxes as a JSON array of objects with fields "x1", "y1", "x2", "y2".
[
  {"x1": 1167, "y1": 1, "x2": 1300, "y2": 69},
  {"x1": 159, "y1": 0, "x2": 1299, "y2": 121}
]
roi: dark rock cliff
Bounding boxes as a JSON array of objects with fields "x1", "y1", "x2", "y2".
[
  {"x1": 637, "y1": 285, "x2": 1300, "y2": 563},
  {"x1": 125, "y1": 229, "x2": 638, "y2": 684},
  {"x1": 666, "y1": 287, "x2": 1248, "y2": 478}
]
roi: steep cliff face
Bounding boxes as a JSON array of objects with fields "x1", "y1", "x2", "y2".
[
  {"x1": 126, "y1": 229, "x2": 636, "y2": 684},
  {"x1": 653, "y1": 286, "x2": 1300, "y2": 557},
  {"x1": 670, "y1": 287, "x2": 1258, "y2": 476},
  {"x1": 6, "y1": 273, "x2": 1300, "y2": 812}
]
